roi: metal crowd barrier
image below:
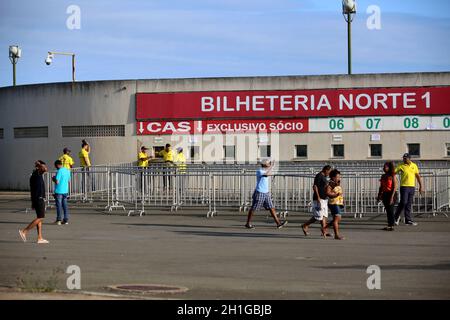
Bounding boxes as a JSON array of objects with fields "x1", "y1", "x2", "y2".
[{"x1": 41, "y1": 164, "x2": 450, "y2": 218}]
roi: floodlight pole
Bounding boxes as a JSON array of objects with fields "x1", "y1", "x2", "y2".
[
  {"x1": 347, "y1": 12, "x2": 352, "y2": 75},
  {"x1": 9, "y1": 45, "x2": 20, "y2": 86},
  {"x1": 12, "y1": 62, "x2": 16, "y2": 86}
]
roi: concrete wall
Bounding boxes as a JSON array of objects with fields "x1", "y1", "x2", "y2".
[{"x1": 1, "y1": 72, "x2": 449, "y2": 189}]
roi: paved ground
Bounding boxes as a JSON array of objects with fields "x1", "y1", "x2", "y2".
[{"x1": 0, "y1": 193, "x2": 449, "y2": 299}]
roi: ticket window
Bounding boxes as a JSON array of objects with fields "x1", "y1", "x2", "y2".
[
  {"x1": 407, "y1": 143, "x2": 420, "y2": 158},
  {"x1": 190, "y1": 146, "x2": 200, "y2": 160},
  {"x1": 332, "y1": 144, "x2": 345, "y2": 158},
  {"x1": 259, "y1": 145, "x2": 271, "y2": 158},
  {"x1": 224, "y1": 146, "x2": 236, "y2": 160},
  {"x1": 153, "y1": 146, "x2": 165, "y2": 158},
  {"x1": 370, "y1": 144, "x2": 382, "y2": 158},
  {"x1": 295, "y1": 145, "x2": 308, "y2": 158}
]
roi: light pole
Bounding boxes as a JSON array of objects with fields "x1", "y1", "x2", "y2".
[
  {"x1": 45, "y1": 51, "x2": 76, "y2": 83},
  {"x1": 342, "y1": 0, "x2": 356, "y2": 75},
  {"x1": 9, "y1": 45, "x2": 21, "y2": 86}
]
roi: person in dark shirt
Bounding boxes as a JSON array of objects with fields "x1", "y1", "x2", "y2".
[
  {"x1": 19, "y1": 160, "x2": 49, "y2": 244},
  {"x1": 377, "y1": 161, "x2": 398, "y2": 231},
  {"x1": 301, "y1": 165, "x2": 332, "y2": 238}
]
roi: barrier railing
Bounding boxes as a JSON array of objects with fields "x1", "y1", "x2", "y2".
[{"x1": 41, "y1": 165, "x2": 450, "y2": 218}]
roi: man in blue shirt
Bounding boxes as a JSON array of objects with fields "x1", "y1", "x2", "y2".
[
  {"x1": 52, "y1": 159, "x2": 71, "y2": 225},
  {"x1": 245, "y1": 159, "x2": 287, "y2": 229}
]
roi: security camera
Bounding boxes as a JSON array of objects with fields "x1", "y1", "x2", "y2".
[{"x1": 45, "y1": 54, "x2": 53, "y2": 65}]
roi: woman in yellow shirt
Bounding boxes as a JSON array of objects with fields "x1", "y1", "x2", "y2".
[
  {"x1": 78, "y1": 140, "x2": 91, "y2": 168},
  {"x1": 326, "y1": 169, "x2": 345, "y2": 240}
]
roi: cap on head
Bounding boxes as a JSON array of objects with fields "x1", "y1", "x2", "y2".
[
  {"x1": 63, "y1": 147, "x2": 71, "y2": 154},
  {"x1": 403, "y1": 153, "x2": 411, "y2": 159},
  {"x1": 141, "y1": 146, "x2": 149, "y2": 151},
  {"x1": 176, "y1": 147, "x2": 183, "y2": 153}
]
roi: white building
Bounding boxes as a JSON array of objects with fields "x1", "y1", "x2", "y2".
[{"x1": 1, "y1": 72, "x2": 449, "y2": 189}]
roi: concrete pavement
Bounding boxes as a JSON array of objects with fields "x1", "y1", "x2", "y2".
[{"x1": 1, "y1": 194, "x2": 449, "y2": 299}]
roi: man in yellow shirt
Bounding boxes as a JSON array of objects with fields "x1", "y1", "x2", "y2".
[
  {"x1": 158, "y1": 144, "x2": 175, "y2": 188},
  {"x1": 158, "y1": 143, "x2": 175, "y2": 163},
  {"x1": 138, "y1": 146, "x2": 151, "y2": 167},
  {"x1": 394, "y1": 153, "x2": 424, "y2": 226},
  {"x1": 59, "y1": 148, "x2": 74, "y2": 169}
]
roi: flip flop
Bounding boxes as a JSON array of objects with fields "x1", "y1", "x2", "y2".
[
  {"x1": 19, "y1": 229, "x2": 26, "y2": 242},
  {"x1": 37, "y1": 239, "x2": 49, "y2": 244}
]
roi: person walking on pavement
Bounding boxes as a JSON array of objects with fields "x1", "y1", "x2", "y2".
[
  {"x1": 301, "y1": 165, "x2": 332, "y2": 238},
  {"x1": 326, "y1": 169, "x2": 345, "y2": 240},
  {"x1": 245, "y1": 159, "x2": 287, "y2": 229},
  {"x1": 53, "y1": 160, "x2": 71, "y2": 225},
  {"x1": 378, "y1": 161, "x2": 398, "y2": 231},
  {"x1": 394, "y1": 153, "x2": 424, "y2": 226},
  {"x1": 19, "y1": 161, "x2": 50, "y2": 244}
]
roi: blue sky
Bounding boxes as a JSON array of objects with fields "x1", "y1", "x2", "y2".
[{"x1": 0, "y1": 0, "x2": 449, "y2": 87}]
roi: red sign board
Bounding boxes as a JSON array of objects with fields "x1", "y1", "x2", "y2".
[
  {"x1": 136, "y1": 86, "x2": 450, "y2": 120},
  {"x1": 137, "y1": 119, "x2": 308, "y2": 135}
]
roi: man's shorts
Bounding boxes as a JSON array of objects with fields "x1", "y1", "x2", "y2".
[
  {"x1": 328, "y1": 204, "x2": 344, "y2": 217},
  {"x1": 32, "y1": 198, "x2": 46, "y2": 219},
  {"x1": 251, "y1": 191, "x2": 275, "y2": 211},
  {"x1": 312, "y1": 199, "x2": 328, "y2": 221}
]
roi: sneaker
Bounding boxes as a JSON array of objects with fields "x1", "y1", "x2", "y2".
[
  {"x1": 62, "y1": 221, "x2": 69, "y2": 225},
  {"x1": 37, "y1": 239, "x2": 49, "y2": 244},
  {"x1": 405, "y1": 221, "x2": 418, "y2": 226},
  {"x1": 394, "y1": 217, "x2": 401, "y2": 226},
  {"x1": 245, "y1": 224, "x2": 255, "y2": 229},
  {"x1": 383, "y1": 226, "x2": 394, "y2": 231},
  {"x1": 277, "y1": 221, "x2": 288, "y2": 229},
  {"x1": 54, "y1": 220, "x2": 62, "y2": 225}
]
